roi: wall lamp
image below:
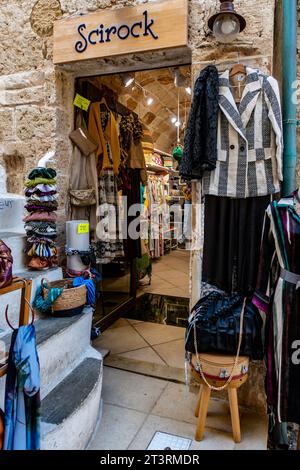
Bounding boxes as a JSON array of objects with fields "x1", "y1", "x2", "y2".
[{"x1": 208, "y1": 0, "x2": 246, "y2": 43}]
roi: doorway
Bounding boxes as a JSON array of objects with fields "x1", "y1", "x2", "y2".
[{"x1": 72, "y1": 64, "x2": 192, "y2": 328}]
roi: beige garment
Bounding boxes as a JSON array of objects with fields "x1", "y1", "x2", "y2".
[
  {"x1": 190, "y1": 181, "x2": 203, "y2": 311},
  {"x1": 67, "y1": 112, "x2": 99, "y2": 240}
]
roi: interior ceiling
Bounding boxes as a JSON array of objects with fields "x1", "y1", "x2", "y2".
[{"x1": 88, "y1": 65, "x2": 191, "y2": 154}]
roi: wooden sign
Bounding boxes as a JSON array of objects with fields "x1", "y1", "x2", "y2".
[{"x1": 53, "y1": 0, "x2": 188, "y2": 64}]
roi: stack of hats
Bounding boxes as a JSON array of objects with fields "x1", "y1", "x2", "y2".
[{"x1": 24, "y1": 167, "x2": 58, "y2": 270}]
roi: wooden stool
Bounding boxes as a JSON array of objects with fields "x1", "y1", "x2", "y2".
[{"x1": 191, "y1": 353, "x2": 249, "y2": 444}]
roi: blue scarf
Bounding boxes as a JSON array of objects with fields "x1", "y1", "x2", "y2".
[
  {"x1": 72, "y1": 277, "x2": 96, "y2": 305},
  {"x1": 4, "y1": 325, "x2": 41, "y2": 450}
]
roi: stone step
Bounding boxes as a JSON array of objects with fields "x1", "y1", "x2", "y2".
[
  {"x1": 0, "y1": 231, "x2": 26, "y2": 273},
  {"x1": 0, "y1": 306, "x2": 94, "y2": 402},
  {"x1": 41, "y1": 354, "x2": 103, "y2": 450},
  {"x1": 0, "y1": 193, "x2": 26, "y2": 233},
  {"x1": 0, "y1": 267, "x2": 63, "y2": 333}
]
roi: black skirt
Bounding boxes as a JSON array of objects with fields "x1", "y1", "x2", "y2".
[{"x1": 202, "y1": 195, "x2": 270, "y2": 296}]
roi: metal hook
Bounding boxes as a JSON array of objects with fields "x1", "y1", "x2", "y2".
[{"x1": 5, "y1": 297, "x2": 35, "y2": 331}]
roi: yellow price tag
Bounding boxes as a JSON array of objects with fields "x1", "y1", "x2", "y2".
[
  {"x1": 78, "y1": 223, "x2": 89, "y2": 234},
  {"x1": 73, "y1": 93, "x2": 91, "y2": 112}
]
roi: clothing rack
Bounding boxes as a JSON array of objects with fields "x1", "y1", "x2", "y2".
[{"x1": 78, "y1": 80, "x2": 138, "y2": 118}]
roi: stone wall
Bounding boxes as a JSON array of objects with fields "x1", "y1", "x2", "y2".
[
  {"x1": 0, "y1": 0, "x2": 279, "y2": 413},
  {"x1": 0, "y1": 0, "x2": 277, "y2": 244}
]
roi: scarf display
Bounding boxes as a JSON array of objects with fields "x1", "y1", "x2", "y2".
[
  {"x1": 72, "y1": 276, "x2": 96, "y2": 305},
  {"x1": 28, "y1": 167, "x2": 56, "y2": 180},
  {"x1": 25, "y1": 177, "x2": 57, "y2": 188},
  {"x1": 33, "y1": 285, "x2": 63, "y2": 314},
  {"x1": 24, "y1": 167, "x2": 58, "y2": 270},
  {"x1": 23, "y1": 212, "x2": 57, "y2": 223},
  {"x1": 3, "y1": 325, "x2": 41, "y2": 450}
]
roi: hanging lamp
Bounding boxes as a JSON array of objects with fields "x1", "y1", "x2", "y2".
[{"x1": 208, "y1": 0, "x2": 246, "y2": 43}]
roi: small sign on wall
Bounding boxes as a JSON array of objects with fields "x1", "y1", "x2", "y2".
[
  {"x1": 53, "y1": 0, "x2": 188, "y2": 64},
  {"x1": 78, "y1": 223, "x2": 90, "y2": 234}
]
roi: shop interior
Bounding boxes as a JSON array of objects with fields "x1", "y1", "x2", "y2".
[{"x1": 72, "y1": 65, "x2": 192, "y2": 328}]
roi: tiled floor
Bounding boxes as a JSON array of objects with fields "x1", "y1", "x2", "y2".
[
  {"x1": 138, "y1": 249, "x2": 190, "y2": 298},
  {"x1": 88, "y1": 366, "x2": 268, "y2": 450},
  {"x1": 94, "y1": 318, "x2": 186, "y2": 380},
  {"x1": 92, "y1": 319, "x2": 268, "y2": 450},
  {"x1": 90, "y1": 249, "x2": 267, "y2": 450}
]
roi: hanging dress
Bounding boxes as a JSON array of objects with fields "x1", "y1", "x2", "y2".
[
  {"x1": 253, "y1": 191, "x2": 300, "y2": 426},
  {"x1": 92, "y1": 108, "x2": 124, "y2": 264}
]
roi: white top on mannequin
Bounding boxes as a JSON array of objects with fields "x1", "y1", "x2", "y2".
[{"x1": 37, "y1": 150, "x2": 55, "y2": 168}]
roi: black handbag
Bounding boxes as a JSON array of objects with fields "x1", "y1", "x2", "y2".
[{"x1": 185, "y1": 291, "x2": 264, "y2": 360}]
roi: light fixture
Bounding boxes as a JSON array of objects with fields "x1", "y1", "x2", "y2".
[
  {"x1": 171, "y1": 116, "x2": 177, "y2": 124},
  {"x1": 185, "y1": 87, "x2": 192, "y2": 95},
  {"x1": 147, "y1": 96, "x2": 154, "y2": 106},
  {"x1": 174, "y1": 68, "x2": 187, "y2": 88},
  {"x1": 175, "y1": 120, "x2": 181, "y2": 128},
  {"x1": 122, "y1": 74, "x2": 135, "y2": 88},
  {"x1": 208, "y1": 0, "x2": 246, "y2": 44}
]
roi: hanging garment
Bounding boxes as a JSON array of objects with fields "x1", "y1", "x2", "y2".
[
  {"x1": 67, "y1": 111, "x2": 99, "y2": 239},
  {"x1": 94, "y1": 168, "x2": 124, "y2": 264},
  {"x1": 203, "y1": 194, "x2": 270, "y2": 296},
  {"x1": 4, "y1": 325, "x2": 41, "y2": 450},
  {"x1": 180, "y1": 65, "x2": 219, "y2": 180},
  {"x1": 123, "y1": 169, "x2": 142, "y2": 260},
  {"x1": 202, "y1": 67, "x2": 282, "y2": 198},
  {"x1": 183, "y1": 201, "x2": 192, "y2": 241},
  {"x1": 88, "y1": 99, "x2": 121, "y2": 176},
  {"x1": 253, "y1": 192, "x2": 300, "y2": 425}
]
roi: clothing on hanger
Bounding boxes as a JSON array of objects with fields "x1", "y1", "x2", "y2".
[
  {"x1": 203, "y1": 194, "x2": 271, "y2": 296},
  {"x1": 88, "y1": 98, "x2": 121, "y2": 176},
  {"x1": 253, "y1": 190, "x2": 300, "y2": 427},
  {"x1": 180, "y1": 65, "x2": 219, "y2": 180},
  {"x1": 202, "y1": 66, "x2": 283, "y2": 198}
]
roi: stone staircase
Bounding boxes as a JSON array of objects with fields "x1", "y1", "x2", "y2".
[
  {"x1": 0, "y1": 309, "x2": 103, "y2": 450},
  {"x1": 0, "y1": 193, "x2": 103, "y2": 449}
]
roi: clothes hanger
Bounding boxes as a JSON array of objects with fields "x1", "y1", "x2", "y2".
[
  {"x1": 5, "y1": 297, "x2": 35, "y2": 331},
  {"x1": 229, "y1": 53, "x2": 246, "y2": 102},
  {"x1": 229, "y1": 52, "x2": 246, "y2": 77}
]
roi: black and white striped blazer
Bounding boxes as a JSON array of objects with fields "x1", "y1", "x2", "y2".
[{"x1": 202, "y1": 67, "x2": 283, "y2": 198}]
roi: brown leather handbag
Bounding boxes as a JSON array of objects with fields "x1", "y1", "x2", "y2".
[
  {"x1": 0, "y1": 408, "x2": 4, "y2": 449},
  {"x1": 69, "y1": 127, "x2": 98, "y2": 156},
  {"x1": 0, "y1": 239, "x2": 13, "y2": 289}
]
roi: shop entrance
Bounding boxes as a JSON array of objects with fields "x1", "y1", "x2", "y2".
[{"x1": 72, "y1": 65, "x2": 192, "y2": 329}]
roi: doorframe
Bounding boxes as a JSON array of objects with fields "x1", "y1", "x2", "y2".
[{"x1": 57, "y1": 49, "x2": 192, "y2": 331}]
